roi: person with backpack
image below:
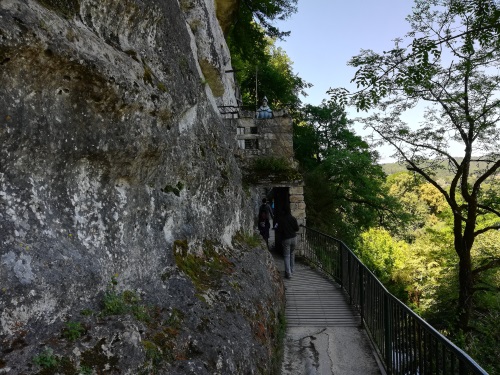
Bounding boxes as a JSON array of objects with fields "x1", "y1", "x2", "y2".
[
  {"x1": 276, "y1": 208, "x2": 299, "y2": 279},
  {"x1": 258, "y1": 198, "x2": 274, "y2": 249}
]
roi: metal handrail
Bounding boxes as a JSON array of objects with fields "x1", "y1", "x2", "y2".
[{"x1": 299, "y1": 225, "x2": 488, "y2": 375}]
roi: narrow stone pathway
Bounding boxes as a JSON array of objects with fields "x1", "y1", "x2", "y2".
[
  {"x1": 283, "y1": 262, "x2": 360, "y2": 327},
  {"x1": 271, "y1": 250, "x2": 384, "y2": 375}
]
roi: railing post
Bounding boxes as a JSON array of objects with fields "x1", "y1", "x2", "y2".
[
  {"x1": 300, "y1": 228, "x2": 305, "y2": 258},
  {"x1": 359, "y1": 265, "x2": 364, "y2": 325},
  {"x1": 339, "y1": 241, "x2": 344, "y2": 288},
  {"x1": 348, "y1": 250, "x2": 352, "y2": 304},
  {"x1": 384, "y1": 294, "x2": 393, "y2": 374}
]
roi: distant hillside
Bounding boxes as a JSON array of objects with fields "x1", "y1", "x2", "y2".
[
  {"x1": 381, "y1": 162, "x2": 408, "y2": 176},
  {"x1": 381, "y1": 158, "x2": 492, "y2": 183}
]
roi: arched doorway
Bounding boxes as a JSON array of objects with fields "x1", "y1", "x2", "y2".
[{"x1": 270, "y1": 187, "x2": 289, "y2": 252}]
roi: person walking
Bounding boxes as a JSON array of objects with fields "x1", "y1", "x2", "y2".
[
  {"x1": 276, "y1": 208, "x2": 299, "y2": 279},
  {"x1": 258, "y1": 198, "x2": 274, "y2": 249}
]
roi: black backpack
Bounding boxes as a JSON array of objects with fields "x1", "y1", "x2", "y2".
[{"x1": 259, "y1": 205, "x2": 268, "y2": 223}]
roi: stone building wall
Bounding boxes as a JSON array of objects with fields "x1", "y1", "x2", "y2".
[
  {"x1": 232, "y1": 111, "x2": 294, "y2": 163},
  {"x1": 289, "y1": 185, "x2": 306, "y2": 227},
  {"x1": 228, "y1": 111, "x2": 307, "y2": 244}
]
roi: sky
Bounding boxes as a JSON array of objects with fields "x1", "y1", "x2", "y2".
[{"x1": 275, "y1": 0, "x2": 418, "y2": 162}]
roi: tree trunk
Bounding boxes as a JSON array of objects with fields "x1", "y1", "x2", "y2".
[
  {"x1": 457, "y1": 250, "x2": 474, "y2": 331},
  {"x1": 454, "y1": 170, "x2": 477, "y2": 332}
]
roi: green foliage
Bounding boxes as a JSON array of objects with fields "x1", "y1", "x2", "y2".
[
  {"x1": 293, "y1": 119, "x2": 320, "y2": 171},
  {"x1": 101, "y1": 276, "x2": 152, "y2": 323},
  {"x1": 62, "y1": 321, "x2": 85, "y2": 341},
  {"x1": 245, "y1": 156, "x2": 302, "y2": 184},
  {"x1": 102, "y1": 283, "x2": 128, "y2": 316},
  {"x1": 330, "y1": 0, "x2": 500, "y2": 334},
  {"x1": 179, "y1": 0, "x2": 194, "y2": 12},
  {"x1": 80, "y1": 338, "x2": 119, "y2": 372},
  {"x1": 270, "y1": 309, "x2": 287, "y2": 375},
  {"x1": 161, "y1": 181, "x2": 184, "y2": 197},
  {"x1": 79, "y1": 365, "x2": 93, "y2": 375},
  {"x1": 382, "y1": 158, "x2": 493, "y2": 184},
  {"x1": 36, "y1": 0, "x2": 79, "y2": 19},
  {"x1": 33, "y1": 348, "x2": 59, "y2": 369},
  {"x1": 295, "y1": 101, "x2": 406, "y2": 246},
  {"x1": 143, "y1": 64, "x2": 153, "y2": 85},
  {"x1": 33, "y1": 348, "x2": 80, "y2": 373},
  {"x1": 227, "y1": 0, "x2": 297, "y2": 58},
  {"x1": 230, "y1": 37, "x2": 310, "y2": 110},
  {"x1": 384, "y1": 172, "x2": 449, "y2": 240},
  {"x1": 143, "y1": 340, "x2": 163, "y2": 362},
  {"x1": 463, "y1": 305, "x2": 500, "y2": 375},
  {"x1": 225, "y1": 0, "x2": 308, "y2": 110},
  {"x1": 357, "y1": 228, "x2": 406, "y2": 283},
  {"x1": 233, "y1": 231, "x2": 262, "y2": 248},
  {"x1": 364, "y1": 172, "x2": 499, "y2": 372},
  {"x1": 157, "y1": 82, "x2": 167, "y2": 92},
  {"x1": 167, "y1": 308, "x2": 185, "y2": 330},
  {"x1": 174, "y1": 241, "x2": 234, "y2": 291},
  {"x1": 80, "y1": 308, "x2": 93, "y2": 316},
  {"x1": 135, "y1": 307, "x2": 185, "y2": 372},
  {"x1": 251, "y1": 156, "x2": 290, "y2": 173}
]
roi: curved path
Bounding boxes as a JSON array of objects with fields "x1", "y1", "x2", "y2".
[{"x1": 272, "y1": 251, "x2": 384, "y2": 375}]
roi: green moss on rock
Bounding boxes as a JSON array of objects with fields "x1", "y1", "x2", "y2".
[
  {"x1": 244, "y1": 156, "x2": 303, "y2": 184},
  {"x1": 81, "y1": 338, "x2": 119, "y2": 372},
  {"x1": 199, "y1": 59, "x2": 224, "y2": 97},
  {"x1": 36, "y1": 0, "x2": 79, "y2": 19},
  {"x1": 162, "y1": 182, "x2": 184, "y2": 196},
  {"x1": 215, "y1": 0, "x2": 239, "y2": 35},
  {"x1": 174, "y1": 241, "x2": 234, "y2": 291}
]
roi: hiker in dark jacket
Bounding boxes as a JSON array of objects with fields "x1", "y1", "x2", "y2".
[
  {"x1": 258, "y1": 198, "x2": 274, "y2": 249},
  {"x1": 276, "y1": 208, "x2": 299, "y2": 279}
]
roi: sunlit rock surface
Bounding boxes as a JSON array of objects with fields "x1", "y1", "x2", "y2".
[{"x1": 0, "y1": 0, "x2": 284, "y2": 373}]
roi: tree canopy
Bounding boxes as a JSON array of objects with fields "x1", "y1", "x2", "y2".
[
  {"x1": 330, "y1": 0, "x2": 500, "y2": 331},
  {"x1": 294, "y1": 101, "x2": 406, "y2": 246},
  {"x1": 225, "y1": 0, "x2": 309, "y2": 109},
  {"x1": 230, "y1": 41, "x2": 311, "y2": 109}
]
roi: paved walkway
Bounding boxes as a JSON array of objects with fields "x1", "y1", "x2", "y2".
[
  {"x1": 271, "y1": 247, "x2": 384, "y2": 375},
  {"x1": 283, "y1": 262, "x2": 360, "y2": 327}
]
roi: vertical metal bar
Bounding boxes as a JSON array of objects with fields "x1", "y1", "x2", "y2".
[
  {"x1": 359, "y1": 265, "x2": 364, "y2": 324},
  {"x1": 397, "y1": 306, "x2": 401, "y2": 374},
  {"x1": 255, "y1": 67, "x2": 258, "y2": 109},
  {"x1": 401, "y1": 307, "x2": 405, "y2": 374},
  {"x1": 385, "y1": 294, "x2": 393, "y2": 374},
  {"x1": 397, "y1": 305, "x2": 402, "y2": 374},
  {"x1": 410, "y1": 312, "x2": 414, "y2": 373},
  {"x1": 339, "y1": 241, "x2": 344, "y2": 288},
  {"x1": 416, "y1": 324, "x2": 421, "y2": 374},
  {"x1": 427, "y1": 330, "x2": 431, "y2": 374},
  {"x1": 430, "y1": 333, "x2": 434, "y2": 374},
  {"x1": 422, "y1": 329, "x2": 427, "y2": 374},
  {"x1": 405, "y1": 311, "x2": 411, "y2": 374},
  {"x1": 441, "y1": 345, "x2": 448, "y2": 375},
  {"x1": 376, "y1": 279, "x2": 380, "y2": 349},
  {"x1": 347, "y1": 250, "x2": 352, "y2": 305},
  {"x1": 393, "y1": 304, "x2": 398, "y2": 374}
]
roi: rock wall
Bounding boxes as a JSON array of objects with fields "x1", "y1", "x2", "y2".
[{"x1": 0, "y1": 0, "x2": 284, "y2": 373}]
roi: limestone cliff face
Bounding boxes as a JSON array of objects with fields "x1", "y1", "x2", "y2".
[{"x1": 0, "y1": 0, "x2": 284, "y2": 373}]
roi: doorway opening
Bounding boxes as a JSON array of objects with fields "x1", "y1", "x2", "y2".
[{"x1": 269, "y1": 187, "x2": 289, "y2": 253}]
